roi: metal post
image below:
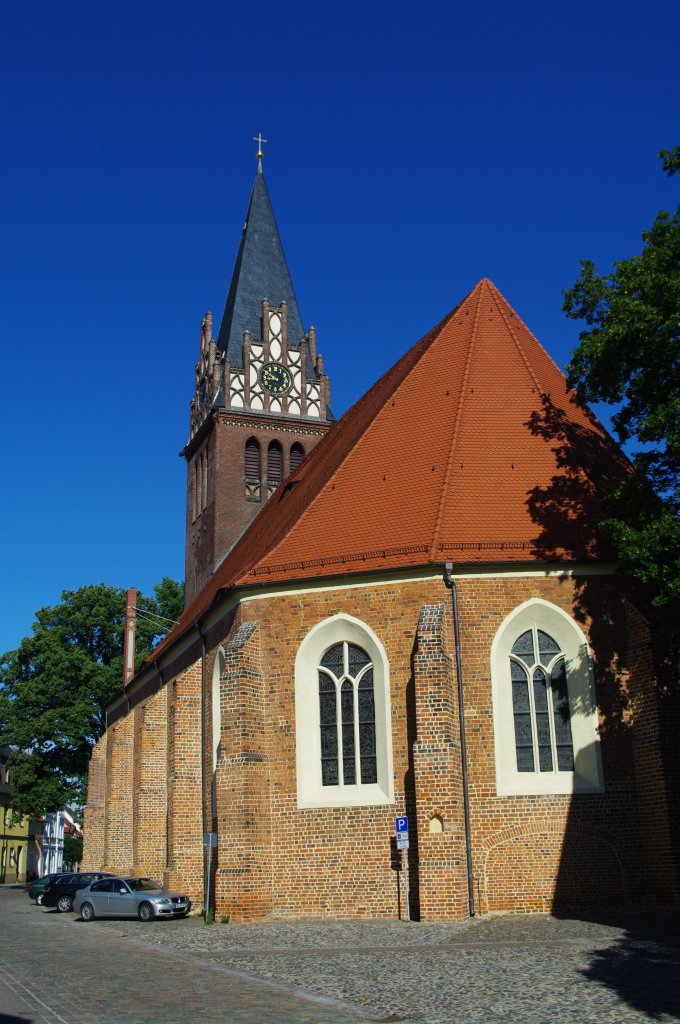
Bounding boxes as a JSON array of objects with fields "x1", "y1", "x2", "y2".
[
  {"x1": 205, "y1": 843, "x2": 212, "y2": 923},
  {"x1": 403, "y1": 848, "x2": 411, "y2": 921}
]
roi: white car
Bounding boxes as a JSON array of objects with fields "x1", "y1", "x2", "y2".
[{"x1": 74, "y1": 876, "x2": 191, "y2": 922}]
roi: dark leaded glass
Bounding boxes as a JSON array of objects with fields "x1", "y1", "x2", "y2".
[
  {"x1": 533, "y1": 668, "x2": 549, "y2": 711},
  {"x1": 321, "y1": 756, "x2": 338, "y2": 786},
  {"x1": 360, "y1": 756, "x2": 377, "y2": 784},
  {"x1": 510, "y1": 629, "x2": 576, "y2": 776},
  {"x1": 514, "y1": 712, "x2": 532, "y2": 746},
  {"x1": 319, "y1": 673, "x2": 338, "y2": 786},
  {"x1": 320, "y1": 643, "x2": 344, "y2": 676},
  {"x1": 319, "y1": 642, "x2": 378, "y2": 789},
  {"x1": 511, "y1": 662, "x2": 530, "y2": 710},
  {"x1": 512, "y1": 666, "x2": 534, "y2": 771},
  {"x1": 551, "y1": 659, "x2": 574, "y2": 771},
  {"x1": 358, "y1": 669, "x2": 375, "y2": 719},
  {"x1": 538, "y1": 746, "x2": 554, "y2": 771},
  {"x1": 348, "y1": 643, "x2": 371, "y2": 676},
  {"x1": 319, "y1": 675, "x2": 336, "y2": 725},
  {"x1": 341, "y1": 680, "x2": 356, "y2": 784},
  {"x1": 358, "y1": 668, "x2": 377, "y2": 782},
  {"x1": 537, "y1": 629, "x2": 561, "y2": 666},
  {"x1": 511, "y1": 630, "x2": 535, "y2": 667},
  {"x1": 516, "y1": 745, "x2": 535, "y2": 772},
  {"x1": 533, "y1": 668, "x2": 553, "y2": 772}
]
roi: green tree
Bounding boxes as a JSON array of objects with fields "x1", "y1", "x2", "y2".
[
  {"x1": 563, "y1": 147, "x2": 680, "y2": 631},
  {"x1": 0, "y1": 578, "x2": 183, "y2": 815},
  {"x1": 63, "y1": 833, "x2": 83, "y2": 867}
]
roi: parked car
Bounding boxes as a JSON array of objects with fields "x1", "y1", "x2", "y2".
[
  {"x1": 26, "y1": 873, "x2": 69, "y2": 905},
  {"x1": 41, "y1": 872, "x2": 113, "y2": 912},
  {"x1": 74, "y1": 877, "x2": 191, "y2": 922}
]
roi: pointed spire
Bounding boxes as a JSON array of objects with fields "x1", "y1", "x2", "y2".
[
  {"x1": 253, "y1": 132, "x2": 267, "y2": 175},
  {"x1": 216, "y1": 163, "x2": 306, "y2": 368}
]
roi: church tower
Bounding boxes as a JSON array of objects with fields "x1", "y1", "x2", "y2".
[{"x1": 182, "y1": 152, "x2": 333, "y2": 605}]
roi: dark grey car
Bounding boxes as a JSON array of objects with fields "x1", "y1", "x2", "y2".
[{"x1": 74, "y1": 877, "x2": 191, "y2": 922}]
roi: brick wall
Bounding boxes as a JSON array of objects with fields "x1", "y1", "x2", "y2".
[
  {"x1": 104, "y1": 714, "x2": 134, "y2": 874},
  {"x1": 86, "y1": 568, "x2": 677, "y2": 920},
  {"x1": 82, "y1": 733, "x2": 107, "y2": 870},
  {"x1": 164, "y1": 663, "x2": 203, "y2": 904},
  {"x1": 412, "y1": 603, "x2": 467, "y2": 919},
  {"x1": 184, "y1": 411, "x2": 330, "y2": 604},
  {"x1": 132, "y1": 685, "x2": 168, "y2": 878},
  {"x1": 214, "y1": 620, "x2": 273, "y2": 920}
]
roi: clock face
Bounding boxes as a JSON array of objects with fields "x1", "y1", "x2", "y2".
[{"x1": 259, "y1": 361, "x2": 292, "y2": 396}]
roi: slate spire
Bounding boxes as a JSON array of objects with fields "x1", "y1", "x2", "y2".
[{"x1": 216, "y1": 165, "x2": 307, "y2": 367}]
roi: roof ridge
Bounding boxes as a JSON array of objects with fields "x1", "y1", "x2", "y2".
[
  {"x1": 428, "y1": 282, "x2": 484, "y2": 559},
  {"x1": 486, "y1": 280, "x2": 545, "y2": 395}
]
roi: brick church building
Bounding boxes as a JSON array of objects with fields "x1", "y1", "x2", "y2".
[{"x1": 82, "y1": 156, "x2": 679, "y2": 921}]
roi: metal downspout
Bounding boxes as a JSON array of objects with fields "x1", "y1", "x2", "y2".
[
  {"x1": 444, "y1": 563, "x2": 476, "y2": 917},
  {"x1": 196, "y1": 623, "x2": 208, "y2": 919}
]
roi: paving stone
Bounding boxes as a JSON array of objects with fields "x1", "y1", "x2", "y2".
[{"x1": 3, "y1": 887, "x2": 680, "y2": 1023}]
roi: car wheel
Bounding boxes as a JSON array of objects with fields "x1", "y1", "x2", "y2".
[
  {"x1": 80, "y1": 902, "x2": 95, "y2": 922},
  {"x1": 57, "y1": 895, "x2": 73, "y2": 913},
  {"x1": 138, "y1": 901, "x2": 154, "y2": 922},
  {"x1": 36, "y1": 894, "x2": 44, "y2": 906}
]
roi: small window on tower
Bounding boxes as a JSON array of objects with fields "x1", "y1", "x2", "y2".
[
  {"x1": 268, "y1": 441, "x2": 283, "y2": 492},
  {"x1": 290, "y1": 442, "x2": 305, "y2": 473},
  {"x1": 245, "y1": 438, "x2": 261, "y2": 501}
]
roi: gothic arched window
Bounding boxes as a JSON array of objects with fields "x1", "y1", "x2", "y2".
[
  {"x1": 245, "y1": 438, "x2": 261, "y2": 500},
  {"x1": 318, "y1": 642, "x2": 377, "y2": 787},
  {"x1": 491, "y1": 599, "x2": 603, "y2": 796},
  {"x1": 245, "y1": 438, "x2": 260, "y2": 480},
  {"x1": 267, "y1": 441, "x2": 283, "y2": 488},
  {"x1": 290, "y1": 442, "x2": 305, "y2": 473},
  {"x1": 510, "y1": 628, "x2": 574, "y2": 773},
  {"x1": 295, "y1": 614, "x2": 394, "y2": 808}
]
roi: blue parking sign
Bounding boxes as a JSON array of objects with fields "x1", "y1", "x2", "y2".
[{"x1": 395, "y1": 816, "x2": 408, "y2": 833}]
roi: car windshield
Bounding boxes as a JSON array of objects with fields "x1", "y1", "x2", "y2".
[{"x1": 124, "y1": 878, "x2": 162, "y2": 892}]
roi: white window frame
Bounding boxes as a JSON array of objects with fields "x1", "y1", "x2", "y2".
[
  {"x1": 491, "y1": 599, "x2": 603, "y2": 796},
  {"x1": 295, "y1": 613, "x2": 394, "y2": 808}
]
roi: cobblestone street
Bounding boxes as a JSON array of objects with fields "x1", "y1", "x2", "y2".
[{"x1": 2, "y1": 887, "x2": 679, "y2": 1023}]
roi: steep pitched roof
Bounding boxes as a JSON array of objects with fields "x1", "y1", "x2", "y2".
[
  {"x1": 161, "y1": 279, "x2": 629, "y2": 653},
  {"x1": 216, "y1": 170, "x2": 307, "y2": 365}
]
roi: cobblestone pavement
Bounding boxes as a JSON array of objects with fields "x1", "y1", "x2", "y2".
[{"x1": 2, "y1": 886, "x2": 680, "y2": 1023}]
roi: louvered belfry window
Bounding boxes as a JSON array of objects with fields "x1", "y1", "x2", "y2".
[
  {"x1": 245, "y1": 438, "x2": 260, "y2": 481},
  {"x1": 290, "y1": 442, "x2": 305, "y2": 472},
  {"x1": 510, "y1": 628, "x2": 574, "y2": 773},
  {"x1": 318, "y1": 642, "x2": 377, "y2": 787},
  {"x1": 267, "y1": 441, "x2": 283, "y2": 486}
]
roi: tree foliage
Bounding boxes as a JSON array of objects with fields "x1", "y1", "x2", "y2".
[
  {"x1": 563, "y1": 149, "x2": 680, "y2": 629},
  {"x1": 0, "y1": 578, "x2": 183, "y2": 815},
  {"x1": 63, "y1": 833, "x2": 83, "y2": 868}
]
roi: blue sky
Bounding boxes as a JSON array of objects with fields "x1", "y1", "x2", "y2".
[{"x1": 1, "y1": 0, "x2": 678, "y2": 654}]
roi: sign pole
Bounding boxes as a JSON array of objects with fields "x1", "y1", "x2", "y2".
[
  {"x1": 205, "y1": 842, "x2": 212, "y2": 922},
  {"x1": 403, "y1": 843, "x2": 409, "y2": 925},
  {"x1": 203, "y1": 832, "x2": 217, "y2": 922},
  {"x1": 395, "y1": 816, "x2": 411, "y2": 921}
]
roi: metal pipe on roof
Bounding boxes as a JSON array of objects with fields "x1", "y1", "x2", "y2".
[{"x1": 444, "y1": 563, "x2": 476, "y2": 917}]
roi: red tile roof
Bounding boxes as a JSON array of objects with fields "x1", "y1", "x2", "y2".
[{"x1": 156, "y1": 279, "x2": 628, "y2": 655}]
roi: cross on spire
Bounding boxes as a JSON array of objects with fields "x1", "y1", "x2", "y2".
[{"x1": 253, "y1": 133, "x2": 267, "y2": 173}]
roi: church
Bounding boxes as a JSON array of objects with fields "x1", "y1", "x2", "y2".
[{"x1": 82, "y1": 151, "x2": 679, "y2": 921}]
